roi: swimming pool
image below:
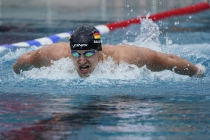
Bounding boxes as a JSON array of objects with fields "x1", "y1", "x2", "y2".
[{"x1": 1, "y1": 10, "x2": 210, "y2": 140}]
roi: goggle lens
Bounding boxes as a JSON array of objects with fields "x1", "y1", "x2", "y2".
[
  {"x1": 71, "y1": 50, "x2": 95, "y2": 58},
  {"x1": 72, "y1": 52, "x2": 80, "y2": 58},
  {"x1": 84, "y1": 52, "x2": 95, "y2": 57}
]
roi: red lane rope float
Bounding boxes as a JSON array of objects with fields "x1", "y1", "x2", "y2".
[{"x1": 106, "y1": 2, "x2": 210, "y2": 31}]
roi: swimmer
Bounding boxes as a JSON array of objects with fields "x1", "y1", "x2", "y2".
[{"x1": 12, "y1": 25, "x2": 205, "y2": 78}]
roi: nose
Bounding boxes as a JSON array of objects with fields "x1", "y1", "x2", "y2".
[{"x1": 78, "y1": 56, "x2": 87, "y2": 64}]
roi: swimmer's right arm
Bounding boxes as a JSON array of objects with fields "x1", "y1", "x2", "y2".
[
  {"x1": 12, "y1": 42, "x2": 71, "y2": 74},
  {"x1": 12, "y1": 49, "x2": 51, "y2": 74},
  {"x1": 13, "y1": 53, "x2": 31, "y2": 74},
  {"x1": 12, "y1": 51, "x2": 40, "y2": 74}
]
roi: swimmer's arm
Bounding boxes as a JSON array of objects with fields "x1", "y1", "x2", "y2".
[
  {"x1": 146, "y1": 51, "x2": 203, "y2": 77},
  {"x1": 12, "y1": 50, "x2": 50, "y2": 74},
  {"x1": 12, "y1": 43, "x2": 71, "y2": 74}
]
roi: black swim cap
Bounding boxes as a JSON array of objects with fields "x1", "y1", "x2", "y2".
[{"x1": 69, "y1": 25, "x2": 102, "y2": 51}]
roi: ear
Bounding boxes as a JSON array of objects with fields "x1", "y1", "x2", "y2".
[{"x1": 98, "y1": 51, "x2": 105, "y2": 62}]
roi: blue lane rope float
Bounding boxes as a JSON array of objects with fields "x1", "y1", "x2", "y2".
[
  {"x1": 0, "y1": 25, "x2": 110, "y2": 55},
  {"x1": 0, "y1": 32, "x2": 72, "y2": 55},
  {"x1": 0, "y1": 32, "x2": 72, "y2": 49}
]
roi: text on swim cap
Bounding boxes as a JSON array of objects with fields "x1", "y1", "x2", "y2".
[
  {"x1": 94, "y1": 40, "x2": 101, "y2": 43},
  {"x1": 72, "y1": 44, "x2": 88, "y2": 48}
]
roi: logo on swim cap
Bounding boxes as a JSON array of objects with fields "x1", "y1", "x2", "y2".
[
  {"x1": 69, "y1": 25, "x2": 102, "y2": 51},
  {"x1": 72, "y1": 44, "x2": 88, "y2": 48}
]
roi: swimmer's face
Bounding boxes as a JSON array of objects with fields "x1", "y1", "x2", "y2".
[{"x1": 71, "y1": 50, "x2": 100, "y2": 78}]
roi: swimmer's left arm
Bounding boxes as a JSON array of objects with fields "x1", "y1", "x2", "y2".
[{"x1": 145, "y1": 51, "x2": 204, "y2": 77}]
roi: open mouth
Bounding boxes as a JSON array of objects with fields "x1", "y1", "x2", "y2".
[{"x1": 79, "y1": 65, "x2": 90, "y2": 74}]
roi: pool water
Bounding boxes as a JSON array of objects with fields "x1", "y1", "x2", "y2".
[{"x1": 0, "y1": 11, "x2": 210, "y2": 139}]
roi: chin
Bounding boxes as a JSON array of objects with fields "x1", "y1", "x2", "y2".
[
  {"x1": 78, "y1": 72, "x2": 91, "y2": 78},
  {"x1": 80, "y1": 75, "x2": 89, "y2": 78}
]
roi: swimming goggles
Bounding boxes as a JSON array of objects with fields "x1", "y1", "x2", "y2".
[{"x1": 71, "y1": 50, "x2": 96, "y2": 58}]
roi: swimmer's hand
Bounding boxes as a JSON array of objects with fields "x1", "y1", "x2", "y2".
[
  {"x1": 12, "y1": 52, "x2": 35, "y2": 74},
  {"x1": 12, "y1": 62, "x2": 21, "y2": 74},
  {"x1": 12, "y1": 62, "x2": 33, "y2": 74},
  {"x1": 192, "y1": 63, "x2": 206, "y2": 78}
]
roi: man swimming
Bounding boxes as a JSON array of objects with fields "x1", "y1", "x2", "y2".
[{"x1": 12, "y1": 25, "x2": 205, "y2": 78}]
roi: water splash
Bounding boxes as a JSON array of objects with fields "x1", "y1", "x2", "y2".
[
  {"x1": 0, "y1": 47, "x2": 36, "y2": 63},
  {"x1": 17, "y1": 56, "x2": 153, "y2": 84},
  {"x1": 19, "y1": 58, "x2": 78, "y2": 80},
  {"x1": 134, "y1": 14, "x2": 162, "y2": 52}
]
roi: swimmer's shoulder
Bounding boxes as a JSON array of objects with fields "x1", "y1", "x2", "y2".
[
  {"x1": 37, "y1": 42, "x2": 69, "y2": 51},
  {"x1": 102, "y1": 44, "x2": 145, "y2": 54},
  {"x1": 50, "y1": 42, "x2": 71, "y2": 58},
  {"x1": 102, "y1": 44, "x2": 116, "y2": 56},
  {"x1": 102, "y1": 44, "x2": 136, "y2": 59},
  {"x1": 36, "y1": 42, "x2": 71, "y2": 60},
  {"x1": 48, "y1": 42, "x2": 69, "y2": 50}
]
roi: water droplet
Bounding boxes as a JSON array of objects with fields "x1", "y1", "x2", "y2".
[{"x1": 174, "y1": 21, "x2": 179, "y2": 25}]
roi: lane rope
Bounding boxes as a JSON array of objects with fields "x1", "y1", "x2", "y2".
[{"x1": 0, "y1": 2, "x2": 209, "y2": 53}]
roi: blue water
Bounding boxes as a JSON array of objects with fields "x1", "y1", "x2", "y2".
[{"x1": 0, "y1": 11, "x2": 210, "y2": 139}]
